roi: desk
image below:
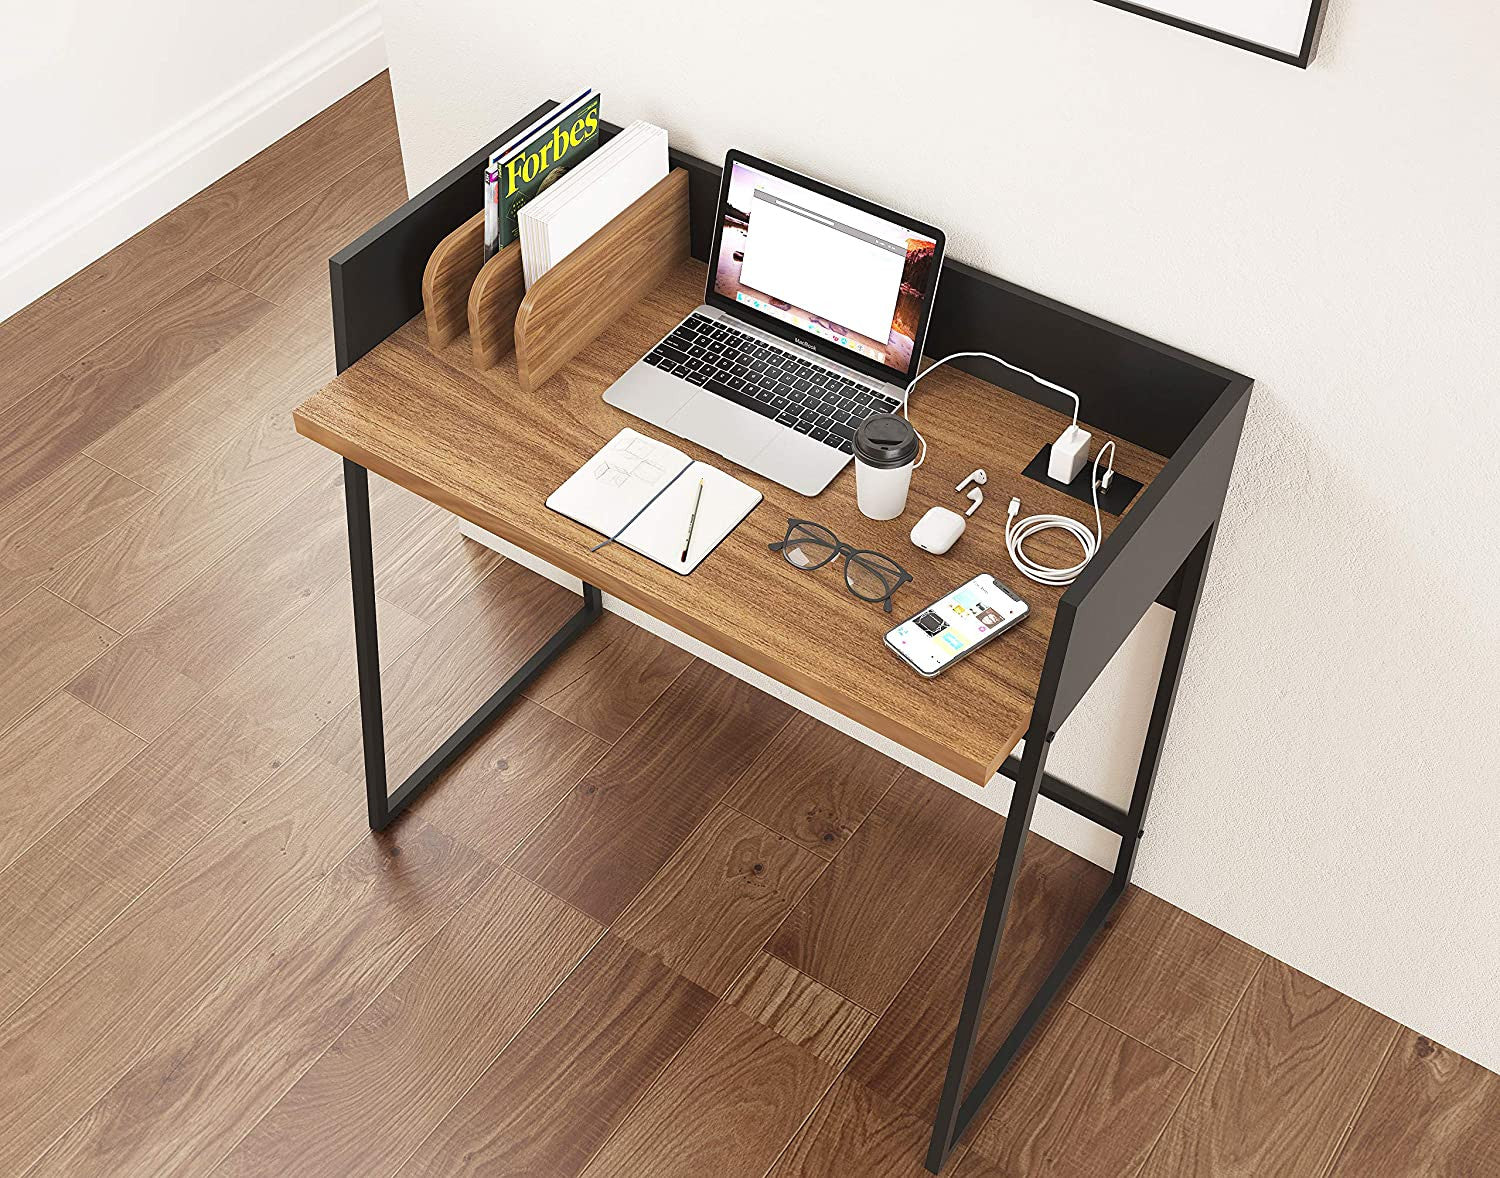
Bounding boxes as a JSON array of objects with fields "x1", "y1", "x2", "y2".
[{"x1": 299, "y1": 106, "x2": 1251, "y2": 1173}]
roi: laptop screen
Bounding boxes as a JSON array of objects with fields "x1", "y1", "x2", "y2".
[{"x1": 707, "y1": 155, "x2": 943, "y2": 385}]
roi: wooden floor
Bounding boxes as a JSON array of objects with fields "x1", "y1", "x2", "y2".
[{"x1": 1, "y1": 74, "x2": 1495, "y2": 1177}]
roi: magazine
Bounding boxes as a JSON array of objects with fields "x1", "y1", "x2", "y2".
[{"x1": 485, "y1": 90, "x2": 602, "y2": 253}]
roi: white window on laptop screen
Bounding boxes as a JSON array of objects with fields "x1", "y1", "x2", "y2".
[{"x1": 737, "y1": 187, "x2": 906, "y2": 344}]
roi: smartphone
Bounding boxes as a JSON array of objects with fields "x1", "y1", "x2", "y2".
[{"x1": 884, "y1": 573, "x2": 1029, "y2": 678}]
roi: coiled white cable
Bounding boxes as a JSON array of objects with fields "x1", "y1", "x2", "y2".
[{"x1": 1005, "y1": 441, "x2": 1116, "y2": 586}]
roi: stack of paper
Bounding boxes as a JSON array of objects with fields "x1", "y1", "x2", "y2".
[{"x1": 518, "y1": 121, "x2": 669, "y2": 290}]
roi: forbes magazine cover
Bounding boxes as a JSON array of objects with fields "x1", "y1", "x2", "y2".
[{"x1": 492, "y1": 92, "x2": 603, "y2": 248}]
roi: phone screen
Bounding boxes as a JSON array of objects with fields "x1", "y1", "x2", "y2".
[{"x1": 885, "y1": 575, "x2": 1028, "y2": 676}]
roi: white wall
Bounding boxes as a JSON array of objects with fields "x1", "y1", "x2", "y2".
[
  {"x1": 380, "y1": 0, "x2": 1500, "y2": 1071},
  {"x1": 0, "y1": 0, "x2": 386, "y2": 318}
]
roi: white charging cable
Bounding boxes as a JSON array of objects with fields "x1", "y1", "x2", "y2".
[
  {"x1": 901, "y1": 351, "x2": 1083, "y2": 468},
  {"x1": 1005, "y1": 441, "x2": 1116, "y2": 586}
]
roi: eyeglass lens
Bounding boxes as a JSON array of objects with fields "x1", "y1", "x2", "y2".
[
  {"x1": 845, "y1": 551, "x2": 902, "y2": 600},
  {"x1": 781, "y1": 522, "x2": 838, "y2": 570}
]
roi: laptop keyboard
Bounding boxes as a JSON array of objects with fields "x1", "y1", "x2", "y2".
[{"x1": 643, "y1": 312, "x2": 902, "y2": 454}]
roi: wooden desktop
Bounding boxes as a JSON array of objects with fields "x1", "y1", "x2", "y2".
[{"x1": 296, "y1": 257, "x2": 1166, "y2": 786}]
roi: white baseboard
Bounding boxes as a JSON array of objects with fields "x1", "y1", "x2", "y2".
[
  {"x1": 0, "y1": 3, "x2": 387, "y2": 321},
  {"x1": 457, "y1": 519, "x2": 1121, "y2": 870}
]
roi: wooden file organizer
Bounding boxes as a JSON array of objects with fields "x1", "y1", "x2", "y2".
[{"x1": 418, "y1": 168, "x2": 690, "y2": 391}]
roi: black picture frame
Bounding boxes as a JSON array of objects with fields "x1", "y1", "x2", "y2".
[{"x1": 1092, "y1": 0, "x2": 1328, "y2": 68}]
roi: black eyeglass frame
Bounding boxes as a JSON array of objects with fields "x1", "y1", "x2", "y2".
[{"x1": 768, "y1": 518, "x2": 914, "y2": 613}]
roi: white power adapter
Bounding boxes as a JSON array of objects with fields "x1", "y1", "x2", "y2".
[{"x1": 1047, "y1": 424, "x2": 1093, "y2": 484}]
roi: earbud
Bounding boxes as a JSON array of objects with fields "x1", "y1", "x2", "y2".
[
  {"x1": 955, "y1": 469, "x2": 988, "y2": 493},
  {"x1": 965, "y1": 486, "x2": 983, "y2": 517}
]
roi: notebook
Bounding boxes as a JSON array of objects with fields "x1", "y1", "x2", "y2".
[
  {"x1": 547, "y1": 429, "x2": 762, "y2": 575},
  {"x1": 518, "y1": 121, "x2": 669, "y2": 289}
]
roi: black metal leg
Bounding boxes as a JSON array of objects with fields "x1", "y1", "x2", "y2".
[
  {"x1": 343, "y1": 459, "x2": 604, "y2": 832},
  {"x1": 924, "y1": 726, "x2": 1054, "y2": 1172},
  {"x1": 1112, "y1": 526, "x2": 1215, "y2": 887},
  {"x1": 924, "y1": 526, "x2": 1216, "y2": 1172},
  {"x1": 345, "y1": 462, "x2": 391, "y2": 829}
]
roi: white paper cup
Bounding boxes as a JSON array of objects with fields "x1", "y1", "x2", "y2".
[
  {"x1": 853, "y1": 414, "x2": 920, "y2": 521},
  {"x1": 855, "y1": 460, "x2": 914, "y2": 520}
]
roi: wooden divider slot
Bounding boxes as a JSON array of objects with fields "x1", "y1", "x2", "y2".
[
  {"x1": 467, "y1": 243, "x2": 524, "y2": 370},
  {"x1": 419, "y1": 167, "x2": 690, "y2": 379},
  {"x1": 514, "y1": 168, "x2": 691, "y2": 392},
  {"x1": 421, "y1": 210, "x2": 486, "y2": 349}
]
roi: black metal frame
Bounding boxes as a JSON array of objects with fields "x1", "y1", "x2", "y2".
[
  {"x1": 325, "y1": 103, "x2": 1254, "y2": 1166},
  {"x1": 342, "y1": 459, "x2": 602, "y2": 831},
  {"x1": 1091, "y1": 0, "x2": 1328, "y2": 69}
]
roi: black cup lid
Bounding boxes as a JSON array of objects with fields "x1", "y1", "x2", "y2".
[{"x1": 853, "y1": 413, "x2": 919, "y2": 469}]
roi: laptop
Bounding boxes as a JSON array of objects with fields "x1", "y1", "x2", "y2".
[{"x1": 603, "y1": 150, "x2": 946, "y2": 496}]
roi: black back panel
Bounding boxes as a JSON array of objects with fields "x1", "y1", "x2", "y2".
[{"x1": 923, "y1": 262, "x2": 1235, "y2": 457}]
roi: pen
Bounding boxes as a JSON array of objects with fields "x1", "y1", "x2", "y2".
[{"x1": 680, "y1": 477, "x2": 704, "y2": 563}]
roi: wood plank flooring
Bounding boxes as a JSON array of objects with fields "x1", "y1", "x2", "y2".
[{"x1": 0, "y1": 72, "x2": 1492, "y2": 1177}]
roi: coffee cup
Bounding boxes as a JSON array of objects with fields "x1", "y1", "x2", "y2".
[{"x1": 853, "y1": 413, "x2": 921, "y2": 520}]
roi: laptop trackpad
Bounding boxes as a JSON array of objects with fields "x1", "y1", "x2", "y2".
[
  {"x1": 667, "y1": 392, "x2": 780, "y2": 463},
  {"x1": 602, "y1": 361, "x2": 697, "y2": 427}
]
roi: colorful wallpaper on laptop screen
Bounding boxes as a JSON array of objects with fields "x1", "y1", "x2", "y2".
[{"x1": 713, "y1": 162, "x2": 936, "y2": 373}]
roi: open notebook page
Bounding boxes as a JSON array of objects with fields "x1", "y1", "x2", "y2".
[
  {"x1": 546, "y1": 429, "x2": 761, "y2": 575},
  {"x1": 616, "y1": 460, "x2": 762, "y2": 574}
]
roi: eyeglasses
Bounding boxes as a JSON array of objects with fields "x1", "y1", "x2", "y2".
[{"x1": 768, "y1": 518, "x2": 913, "y2": 612}]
